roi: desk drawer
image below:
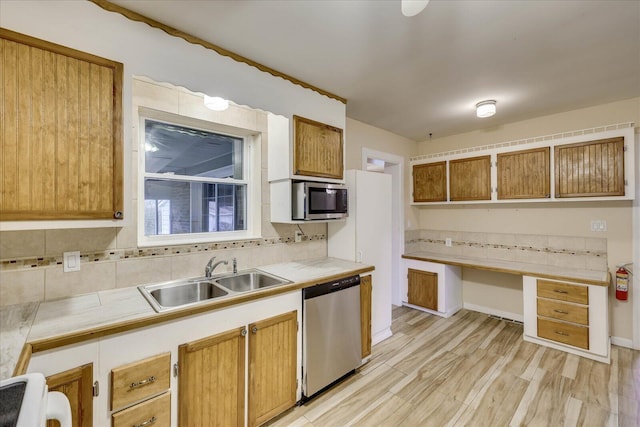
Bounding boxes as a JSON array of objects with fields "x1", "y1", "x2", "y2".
[
  {"x1": 537, "y1": 298, "x2": 588, "y2": 325},
  {"x1": 537, "y1": 318, "x2": 589, "y2": 349},
  {"x1": 537, "y1": 280, "x2": 588, "y2": 305},
  {"x1": 112, "y1": 391, "x2": 170, "y2": 427},
  {"x1": 111, "y1": 352, "x2": 171, "y2": 411}
]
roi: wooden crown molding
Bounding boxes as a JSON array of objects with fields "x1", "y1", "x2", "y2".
[{"x1": 89, "y1": 0, "x2": 347, "y2": 104}]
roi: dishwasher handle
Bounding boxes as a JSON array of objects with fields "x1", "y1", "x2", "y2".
[{"x1": 303, "y1": 275, "x2": 360, "y2": 299}]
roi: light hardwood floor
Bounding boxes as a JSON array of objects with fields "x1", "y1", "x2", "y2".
[{"x1": 268, "y1": 306, "x2": 639, "y2": 427}]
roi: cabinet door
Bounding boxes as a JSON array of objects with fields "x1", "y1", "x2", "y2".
[
  {"x1": 248, "y1": 311, "x2": 297, "y2": 427},
  {"x1": 178, "y1": 328, "x2": 246, "y2": 427},
  {"x1": 46, "y1": 363, "x2": 93, "y2": 427},
  {"x1": 449, "y1": 156, "x2": 491, "y2": 201},
  {"x1": 555, "y1": 137, "x2": 625, "y2": 197},
  {"x1": 408, "y1": 269, "x2": 438, "y2": 311},
  {"x1": 497, "y1": 147, "x2": 550, "y2": 199},
  {"x1": 360, "y1": 275, "x2": 372, "y2": 358},
  {"x1": 0, "y1": 28, "x2": 123, "y2": 221},
  {"x1": 293, "y1": 115, "x2": 343, "y2": 180},
  {"x1": 413, "y1": 162, "x2": 447, "y2": 202}
]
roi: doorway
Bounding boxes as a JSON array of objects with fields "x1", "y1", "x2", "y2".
[{"x1": 362, "y1": 148, "x2": 404, "y2": 307}]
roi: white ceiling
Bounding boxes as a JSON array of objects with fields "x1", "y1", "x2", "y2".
[{"x1": 109, "y1": 0, "x2": 640, "y2": 141}]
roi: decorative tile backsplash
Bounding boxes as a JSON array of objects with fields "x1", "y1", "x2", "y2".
[
  {"x1": 0, "y1": 234, "x2": 326, "y2": 272},
  {"x1": 405, "y1": 229, "x2": 608, "y2": 272}
]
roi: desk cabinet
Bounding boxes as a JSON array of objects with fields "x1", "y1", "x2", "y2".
[
  {"x1": 402, "y1": 259, "x2": 462, "y2": 318},
  {"x1": 523, "y1": 276, "x2": 609, "y2": 363}
]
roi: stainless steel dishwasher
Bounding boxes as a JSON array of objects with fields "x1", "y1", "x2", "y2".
[{"x1": 302, "y1": 275, "x2": 362, "y2": 399}]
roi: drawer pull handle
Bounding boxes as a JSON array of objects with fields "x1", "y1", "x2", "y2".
[
  {"x1": 553, "y1": 309, "x2": 569, "y2": 314},
  {"x1": 554, "y1": 330, "x2": 569, "y2": 336},
  {"x1": 553, "y1": 289, "x2": 569, "y2": 294},
  {"x1": 129, "y1": 376, "x2": 156, "y2": 391},
  {"x1": 133, "y1": 416, "x2": 157, "y2": 427}
]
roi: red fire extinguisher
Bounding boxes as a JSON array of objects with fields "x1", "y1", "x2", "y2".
[{"x1": 616, "y1": 266, "x2": 630, "y2": 301}]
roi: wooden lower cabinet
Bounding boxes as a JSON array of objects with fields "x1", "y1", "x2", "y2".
[
  {"x1": 178, "y1": 328, "x2": 246, "y2": 427},
  {"x1": 46, "y1": 364, "x2": 93, "y2": 427},
  {"x1": 248, "y1": 311, "x2": 298, "y2": 427},
  {"x1": 408, "y1": 268, "x2": 438, "y2": 311},
  {"x1": 360, "y1": 275, "x2": 372, "y2": 358},
  {"x1": 111, "y1": 392, "x2": 170, "y2": 427},
  {"x1": 178, "y1": 310, "x2": 298, "y2": 427}
]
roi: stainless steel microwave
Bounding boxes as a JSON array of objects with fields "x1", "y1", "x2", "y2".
[{"x1": 292, "y1": 181, "x2": 348, "y2": 220}]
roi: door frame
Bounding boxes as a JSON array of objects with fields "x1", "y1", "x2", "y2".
[
  {"x1": 362, "y1": 148, "x2": 405, "y2": 307},
  {"x1": 633, "y1": 133, "x2": 639, "y2": 350}
]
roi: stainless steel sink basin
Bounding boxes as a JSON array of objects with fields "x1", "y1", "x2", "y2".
[
  {"x1": 139, "y1": 280, "x2": 228, "y2": 312},
  {"x1": 213, "y1": 269, "x2": 290, "y2": 293},
  {"x1": 138, "y1": 269, "x2": 290, "y2": 312}
]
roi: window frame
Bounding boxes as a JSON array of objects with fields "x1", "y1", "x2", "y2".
[{"x1": 137, "y1": 107, "x2": 261, "y2": 247}]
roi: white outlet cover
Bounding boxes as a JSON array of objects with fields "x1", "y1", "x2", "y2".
[{"x1": 63, "y1": 251, "x2": 81, "y2": 272}]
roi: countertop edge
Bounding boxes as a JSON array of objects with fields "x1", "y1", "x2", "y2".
[{"x1": 402, "y1": 253, "x2": 609, "y2": 286}]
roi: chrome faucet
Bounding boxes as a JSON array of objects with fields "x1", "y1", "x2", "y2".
[
  {"x1": 232, "y1": 257, "x2": 237, "y2": 274},
  {"x1": 204, "y1": 256, "x2": 228, "y2": 278}
]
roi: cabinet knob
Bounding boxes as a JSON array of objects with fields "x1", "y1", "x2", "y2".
[
  {"x1": 252, "y1": 326, "x2": 258, "y2": 334},
  {"x1": 241, "y1": 328, "x2": 247, "y2": 337},
  {"x1": 113, "y1": 211, "x2": 123, "y2": 219}
]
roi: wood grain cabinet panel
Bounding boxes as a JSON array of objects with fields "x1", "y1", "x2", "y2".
[
  {"x1": 178, "y1": 328, "x2": 245, "y2": 427},
  {"x1": 248, "y1": 311, "x2": 297, "y2": 427},
  {"x1": 110, "y1": 352, "x2": 170, "y2": 411},
  {"x1": 537, "y1": 318, "x2": 589, "y2": 350},
  {"x1": 413, "y1": 162, "x2": 447, "y2": 202},
  {"x1": 46, "y1": 364, "x2": 93, "y2": 427},
  {"x1": 293, "y1": 115, "x2": 343, "y2": 180},
  {"x1": 449, "y1": 156, "x2": 491, "y2": 201},
  {"x1": 554, "y1": 137, "x2": 625, "y2": 198},
  {"x1": 408, "y1": 269, "x2": 438, "y2": 311},
  {"x1": 0, "y1": 28, "x2": 123, "y2": 221},
  {"x1": 111, "y1": 392, "x2": 170, "y2": 427},
  {"x1": 497, "y1": 147, "x2": 550, "y2": 199},
  {"x1": 360, "y1": 275, "x2": 372, "y2": 358}
]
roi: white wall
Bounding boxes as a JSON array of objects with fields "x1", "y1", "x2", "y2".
[{"x1": 416, "y1": 98, "x2": 640, "y2": 342}]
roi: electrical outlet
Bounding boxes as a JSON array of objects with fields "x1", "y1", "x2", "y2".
[
  {"x1": 63, "y1": 251, "x2": 81, "y2": 272},
  {"x1": 590, "y1": 220, "x2": 607, "y2": 232},
  {"x1": 445, "y1": 238, "x2": 452, "y2": 247},
  {"x1": 295, "y1": 230, "x2": 303, "y2": 243}
]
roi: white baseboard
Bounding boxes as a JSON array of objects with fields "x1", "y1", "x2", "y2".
[
  {"x1": 463, "y1": 303, "x2": 524, "y2": 323},
  {"x1": 611, "y1": 336, "x2": 633, "y2": 349},
  {"x1": 372, "y1": 328, "x2": 393, "y2": 346}
]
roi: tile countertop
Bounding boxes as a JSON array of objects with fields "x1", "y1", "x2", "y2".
[
  {"x1": 0, "y1": 257, "x2": 373, "y2": 380},
  {"x1": 403, "y1": 251, "x2": 610, "y2": 286}
]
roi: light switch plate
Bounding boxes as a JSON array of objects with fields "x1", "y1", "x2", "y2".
[
  {"x1": 590, "y1": 220, "x2": 607, "y2": 232},
  {"x1": 445, "y1": 238, "x2": 452, "y2": 247},
  {"x1": 63, "y1": 251, "x2": 81, "y2": 272}
]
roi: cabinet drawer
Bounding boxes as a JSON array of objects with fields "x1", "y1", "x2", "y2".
[
  {"x1": 111, "y1": 352, "x2": 171, "y2": 411},
  {"x1": 537, "y1": 298, "x2": 588, "y2": 325},
  {"x1": 537, "y1": 280, "x2": 588, "y2": 305},
  {"x1": 537, "y1": 318, "x2": 589, "y2": 349},
  {"x1": 112, "y1": 391, "x2": 170, "y2": 427}
]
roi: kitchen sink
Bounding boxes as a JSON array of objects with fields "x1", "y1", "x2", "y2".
[
  {"x1": 139, "y1": 280, "x2": 229, "y2": 312},
  {"x1": 213, "y1": 269, "x2": 290, "y2": 293},
  {"x1": 138, "y1": 269, "x2": 290, "y2": 312}
]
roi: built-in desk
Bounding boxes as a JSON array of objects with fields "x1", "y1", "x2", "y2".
[{"x1": 402, "y1": 252, "x2": 610, "y2": 363}]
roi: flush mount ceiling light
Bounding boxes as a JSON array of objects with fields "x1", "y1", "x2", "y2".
[
  {"x1": 401, "y1": 0, "x2": 430, "y2": 17},
  {"x1": 203, "y1": 95, "x2": 229, "y2": 111},
  {"x1": 476, "y1": 100, "x2": 497, "y2": 118}
]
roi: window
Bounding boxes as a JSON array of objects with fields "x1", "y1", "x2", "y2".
[{"x1": 138, "y1": 110, "x2": 259, "y2": 246}]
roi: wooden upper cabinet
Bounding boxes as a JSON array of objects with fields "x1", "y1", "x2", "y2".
[
  {"x1": 413, "y1": 162, "x2": 447, "y2": 202},
  {"x1": 555, "y1": 137, "x2": 625, "y2": 198},
  {"x1": 293, "y1": 115, "x2": 343, "y2": 180},
  {"x1": 0, "y1": 28, "x2": 123, "y2": 221},
  {"x1": 449, "y1": 155, "x2": 491, "y2": 201},
  {"x1": 497, "y1": 147, "x2": 550, "y2": 199}
]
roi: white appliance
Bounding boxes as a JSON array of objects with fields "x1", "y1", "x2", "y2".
[
  {"x1": 0, "y1": 373, "x2": 71, "y2": 427},
  {"x1": 328, "y1": 169, "x2": 393, "y2": 345}
]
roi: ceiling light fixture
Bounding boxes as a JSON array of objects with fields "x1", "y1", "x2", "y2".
[
  {"x1": 476, "y1": 100, "x2": 497, "y2": 118},
  {"x1": 203, "y1": 95, "x2": 229, "y2": 111},
  {"x1": 401, "y1": 0, "x2": 429, "y2": 17}
]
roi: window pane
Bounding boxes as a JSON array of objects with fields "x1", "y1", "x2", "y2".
[
  {"x1": 144, "y1": 179, "x2": 246, "y2": 236},
  {"x1": 144, "y1": 119, "x2": 243, "y2": 179}
]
